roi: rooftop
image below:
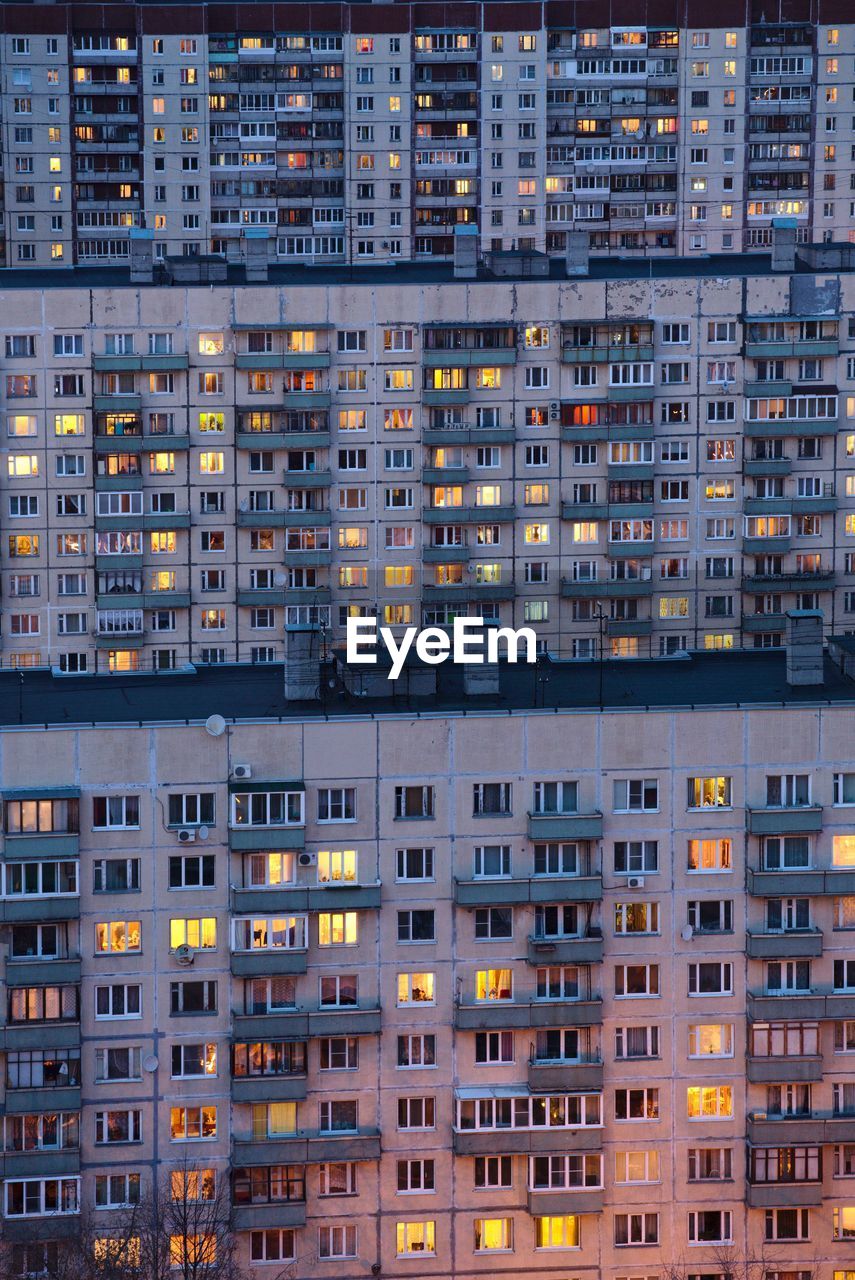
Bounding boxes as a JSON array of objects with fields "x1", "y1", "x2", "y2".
[
  {"x1": 0, "y1": 251, "x2": 826, "y2": 294},
  {"x1": 1, "y1": 648, "x2": 853, "y2": 730}
]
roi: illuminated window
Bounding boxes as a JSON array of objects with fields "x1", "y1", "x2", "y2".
[{"x1": 95, "y1": 921, "x2": 141, "y2": 953}]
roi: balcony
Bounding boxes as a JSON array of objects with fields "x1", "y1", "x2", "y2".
[
  {"x1": 527, "y1": 1188, "x2": 604, "y2": 1215},
  {"x1": 5, "y1": 957, "x2": 82, "y2": 986},
  {"x1": 233, "y1": 1129, "x2": 380, "y2": 1165},
  {"x1": 423, "y1": 505, "x2": 516, "y2": 524},
  {"x1": 228, "y1": 826, "x2": 305, "y2": 852},
  {"x1": 231, "y1": 1074, "x2": 307, "y2": 1103},
  {"x1": 455, "y1": 998, "x2": 603, "y2": 1030},
  {"x1": 747, "y1": 864, "x2": 855, "y2": 895},
  {"x1": 561, "y1": 575, "x2": 653, "y2": 599},
  {"x1": 561, "y1": 501, "x2": 610, "y2": 521},
  {"x1": 747, "y1": 806, "x2": 823, "y2": 835},
  {"x1": 527, "y1": 812, "x2": 603, "y2": 841},
  {"x1": 748, "y1": 1113, "x2": 855, "y2": 1143},
  {"x1": 742, "y1": 571, "x2": 835, "y2": 593},
  {"x1": 231, "y1": 883, "x2": 381, "y2": 914},
  {"x1": 0, "y1": 897, "x2": 80, "y2": 923},
  {"x1": 423, "y1": 425, "x2": 516, "y2": 445},
  {"x1": 453, "y1": 1127, "x2": 602, "y2": 1155},
  {"x1": 455, "y1": 874, "x2": 602, "y2": 906},
  {"x1": 746, "y1": 1055, "x2": 823, "y2": 1083},
  {"x1": 607, "y1": 618, "x2": 652, "y2": 638},
  {"x1": 527, "y1": 934, "x2": 604, "y2": 965},
  {"x1": 746, "y1": 1182, "x2": 822, "y2": 1208},
  {"x1": 282, "y1": 469, "x2": 332, "y2": 488},
  {"x1": 237, "y1": 431, "x2": 331, "y2": 449},
  {"x1": 743, "y1": 457, "x2": 793, "y2": 477},
  {"x1": 561, "y1": 344, "x2": 654, "y2": 364},
  {"x1": 3, "y1": 833, "x2": 80, "y2": 859},
  {"x1": 743, "y1": 536, "x2": 791, "y2": 556},
  {"x1": 231, "y1": 1005, "x2": 380, "y2": 1042},
  {"x1": 230, "y1": 949, "x2": 308, "y2": 978},
  {"x1": 745, "y1": 929, "x2": 822, "y2": 958},
  {"x1": 232, "y1": 1202, "x2": 306, "y2": 1231},
  {"x1": 0, "y1": 1021, "x2": 80, "y2": 1052},
  {"x1": 748, "y1": 988, "x2": 855, "y2": 1021},
  {"x1": 527, "y1": 1058, "x2": 604, "y2": 1091}
]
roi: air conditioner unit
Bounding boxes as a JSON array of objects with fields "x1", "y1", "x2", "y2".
[
  {"x1": 177, "y1": 828, "x2": 196, "y2": 844},
  {"x1": 174, "y1": 944, "x2": 195, "y2": 966},
  {"x1": 548, "y1": 400, "x2": 560, "y2": 420},
  {"x1": 298, "y1": 851, "x2": 317, "y2": 868},
  {"x1": 627, "y1": 875, "x2": 645, "y2": 889},
  {"x1": 231, "y1": 764, "x2": 252, "y2": 781}
]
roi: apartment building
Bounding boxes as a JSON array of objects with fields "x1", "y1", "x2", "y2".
[
  {"x1": 0, "y1": 632, "x2": 854, "y2": 1278},
  {"x1": 0, "y1": 1, "x2": 854, "y2": 270},
  {"x1": 1, "y1": 244, "x2": 855, "y2": 669}
]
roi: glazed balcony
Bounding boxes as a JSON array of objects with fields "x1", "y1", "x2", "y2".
[{"x1": 454, "y1": 872, "x2": 602, "y2": 906}]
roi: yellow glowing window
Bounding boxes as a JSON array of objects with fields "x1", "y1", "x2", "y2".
[
  {"x1": 338, "y1": 527, "x2": 368, "y2": 549},
  {"x1": 200, "y1": 452, "x2": 224, "y2": 474},
  {"x1": 385, "y1": 604, "x2": 414, "y2": 625},
  {"x1": 525, "y1": 524, "x2": 549, "y2": 544},
  {"x1": 8, "y1": 455, "x2": 38, "y2": 477},
  {"x1": 150, "y1": 571, "x2": 175, "y2": 592},
  {"x1": 198, "y1": 412, "x2": 224, "y2": 432},
  {"x1": 384, "y1": 565, "x2": 414, "y2": 587},
  {"x1": 476, "y1": 968, "x2": 512, "y2": 1000},
  {"x1": 95, "y1": 921, "x2": 141, "y2": 953},
  {"x1": 54, "y1": 414, "x2": 84, "y2": 436},
  {"x1": 170, "y1": 918, "x2": 216, "y2": 949},
  {"x1": 833, "y1": 836, "x2": 855, "y2": 867},
  {"x1": 339, "y1": 566, "x2": 368, "y2": 587},
  {"x1": 198, "y1": 332, "x2": 224, "y2": 355},
  {"x1": 150, "y1": 532, "x2": 176, "y2": 554},
  {"x1": 318, "y1": 911, "x2": 358, "y2": 945},
  {"x1": 397, "y1": 972, "x2": 435, "y2": 1004},
  {"x1": 687, "y1": 1084, "x2": 732, "y2": 1118},
  {"x1": 152, "y1": 97, "x2": 165, "y2": 114},
  {"x1": 318, "y1": 850, "x2": 357, "y2": 884},
  {"x1": 169, "y1": 1237, "x2": 215, "y2": 1268}
]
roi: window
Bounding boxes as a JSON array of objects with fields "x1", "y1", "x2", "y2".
[
  {"x1": 474, "y1": 845, "x2": 511, "y2": 878},
  {"x1": 167, "y1": 793, "x2": 215, "y2": 828},
  {"x1": 614, "y1": 1150, "x2": 660, "y2": 1184},
  {"x1": 474, "y1": 1220, "x2": 513, "y2": 1252},
  {"x1": 614, "y1": 841, "x2": 658, "y2": 874},
  {"x1": 473, "y1": 783, "x2": 512, "y2": 816},
  {"x1": 231, "y1": 791, "x2": 304, "y2": 828},
  {"x1": 614, "y1": 903, "x2": 659, "y2": 935},
  {"x1": 171, "y1": 1044, "x2": 217, "y2": 1079},
  {"x1": 397, "y1": 972, "x2": 435, "y2": 1005},
  {"x1": 687, "y1": 839, "x2": 732, "y2": 872},
  {"x1": 688, "y1": 962, "x2": 733, "y2": 996},
  {"x1": 95, "y1": 1111, "x2": 142, "y2": 1145},
  {"x1": 615, "y1": 1088, "x2": 659, "y2": 1120},
  {"x1": 687, "y1": 777, "x2": 731, "y2": 808},
  {"x1": 395, "y1": 786, "x2": 434, "y2": 819},
  {"x1": 398, "y1": 910, "x2": 436, "y2": 943},
  {"x1": 534, "y1": 1215, "x2": 580, "y2": 1249},
  {"x1": 94, "y1": 1047, "x2": 141, "y2": 1083},
  {"x1": 613, "y1": 779, "x2": 658, "y2": 812},
  {"x1": 396, "y1": 848, "x2": 434, "y2": 881},
  {"x1": 95, "y1": 921, "x2": 141, "y2": 954},
  {"x1": 318, "y1": 912, "x2": 357, "y2": 946},
  {"x1": 319, "y1": 1225, "x2": 357, "y2": 1259},
  {"x1": 689, "y1": 1210, "x2": 732, "y2": 1244},
  {"x1": 92, "y1": 796, "x2": 139, "y2": 830},
  {"x1": 687, "y1": 1084, "x2": 733, "y2": 1118},
  {"x1": 615, "y1": 1213, "x2": 659, "y2": 1246},
  {"x1": 317, "y1": 788, "x2": 356, "y2": 822},
  {"x1": 170, "y1": 1106, "x2": 216, "y2": 1141},
  {"x1": 169, "y1": 919, "x2": 216, "y2": 950},
  {"x1": 396, "y1": 1222, "x2": 435, "y2": 1257},
  {"x1": 615, "y1": 964, "x2": 660, "y2": 997}
]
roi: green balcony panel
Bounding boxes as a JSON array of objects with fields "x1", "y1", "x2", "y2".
[
  {"x1": 453, "y1": 1127, "x2": 601, "y2": 1156},
  {"x1": 94, "y1": 554, "x2": 143, "y2": 573},
  {"x1": 96, "y1": 633, "x2": 144, "y2": 650},
  {"x1": 792, "y1": 496, "x2": 837, "y2": 514},
  {"x1": 747, "y1": 1184, "x2": 822, "y2": 1209},
  {"x1": 1, "y1": 1150, "x2": 80, "y2": 1178},
  {"x1": 142, "y1": 592, "x2": 191, "y2": 609},
  {"x1": 237, "y1": 590, "x2": 287, "y2": 608},
  {"x1": 527, "y1": 813, "x2": 603, "y2": 840},
  {"x1": 742, "y1": 573, "x2": 835, "y2": 593},
  {"x1": 93, "y1": 395, "x2": 141, "y2": 414},
  {"x1": 744, "y1": 380, "x2": 794, "y2": 397},
  {"x1": 230, "y1": 951, "x2": 308, "y2": 978},
  {"x1": 142, "y1": 433, "x2": 190, "y2": 451},
  {"x1": 236, "y1": 511, "x2": 287, "y2": 528},
  {"x1": 281, "y1": 392, "x2": 331, "y2": 409},
  {"x1": 92, "y1": 356, "x2": 142, "y2": 372},
  {"x1": 422, "y1": 545, "x2": 470, "y2": 563},
  {"x1": 527, "y1": 1189, "x2": 604, "y2": 1215},
  {"x1": 282, "y1": 550, "x2": 332, "y2": 568},
  {"x1": 747, "y1": 806, "x2": 823, "y2": 834},
  {"x1": 562, "y1": 502, "x2": 610, "y2": 520},
  {"x1": 745, "y1": 930, "x2": 823, "y2": 959},
  {"x1": 606, "y1": 464, "x2": 655, "y2": 482},
  {"x1": 606, "y1": 502, "x2": 654, "y2": 520},
  {"x1": 232, "y1": 1137, "x2": 307, "y2": 1166},
  {"x1": 0, "y1": 1023, "x2": 80, "y2": 1051},
  {"x1": 606, "y1": 619, "x2": 652, "y2": 638},
  {"x1": 423, "y1": 427, "x2": 515, "y2": 445},
  {"x1": 282, "y1": 471, "x2": 332, "y2": 489},
  {"x1": 561, "y1": 577, "x2": 652, "y2": 599},
  {"x1": 743, "y1": 458, "x2": 794, "y2": 477},
  {"x1": 5, "y1": 1086, "x2": 80, "y2": 1114},
  {"x1": 281, "y1": 511, "x2": 332, "y2": 528},
  {"x1": 742, "y1": 615, "x2": 785, "y2": 635},
  {"x1": 237, "y1": 432, "x2": 330, "y2": 449},
  {"x1": 423, "y1": 505, "x2": 516, "y2": 524},
  {"x1": 2, "y1": 1217, "x2": 80, "y2": 1243},
  {"x1": 747, "y1": 992, "x2": 826, "y2": 1022},
  {"x1": 232, "y1": 1203, "x2": 306, "y2": 1230},
  {"x1": 3, "y1": 834, "x2": 79, "y2": 859},
  {"x1": 526, "y1": 936, "x2": 604, "y2": 965},
  {"x1": 527, "y1": 1060, "x2": 603, "y2": 1090},
  {"x1": 455, "y1": 999, "x2": 602, "y2": 1030},
  {"x1": 747, "y1": 868, "x2": 825, "y2": 896},
  {"x1": 306, "y1": 1132, "x2": 381, "y2": 1162},
  {"x1": 95, "y1": 436, "x2": 143, "y2": 454},
  {"x1": 0, "y1": 897, "x2": 80, "y2": 923},
  {"x1": 140, "y1": 354, "x2": 189, "y2": 371},
  {"x1": 228, "y1": 828, "x2": 306, "y2": 852},
  {"x1": 423, "y1": 389, "x2": 471, "y2": 406},
  {"x1": 743, "y1": 537, "x2": 792, "y2": 556},
  {"x1": 746, "y1": 1056, "x2": 822, "y2": 1084},
  {"x1": 306, "y1": 884, "x2": 381, "y2": 911},
  {"x1": 423, "y1": 467, "x2": 470, "y2": 485},
  {"x1": 232, "y1": 1012, "x2": 309, "y2": 1041},
  {"x1": 743, "y1": 498, "x2": 793, "y2": 516},
  {"x1": 282, "y1": 353, "x2": 331, "y2": 369},
  {"x1": 307, "y1": 1008, "x2": 381, "y2": 1036},
  {"x1": 5, "y1": 958, "x2": 81, "y2": 986},
  {"x1": 285, "y1": 587, "x2": 331, "y2": 606},
  {"x1": 607, "y1": 541, "x2": 654, "y2": 558},
  {"x1": 745, "y1": 420, "x2": 837, "y2": 438},
  {"x1": 236, "y1": 354, "x2": 285, "y2": 370},
  {"x1": 231, "y1": 1075, "x2": 307, "y2": 1103},
  {"x1": 95, "y1": 474, "x2": 145, "y2": 492}
]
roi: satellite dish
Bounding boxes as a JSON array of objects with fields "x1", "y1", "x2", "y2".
[
  {"x1": 205, "y1": 714, "x2": 226, "y2": 737},
  {"x1": 142, "y1": 1054, "x2": 159, "y2": 1073},
  {"x1": 681, "y1": 925, "x2": 694, "y2": 941},
  {"x1": 273, "y1": 572, "x2": 288, "y2": 586},
  {"x1": 198, "y1": 825, "x2": 210, "y2": 840},
  {"x1": 174, "y1": 943, "x2": 194, "y2": 966}
]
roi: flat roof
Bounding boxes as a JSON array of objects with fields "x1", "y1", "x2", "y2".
[
  {"x1": 0, "y1": 251, "x2": 827, "y2": 293},
  {"x1": 0, "y1": 649, "x2": 853, "y2": 730}
]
